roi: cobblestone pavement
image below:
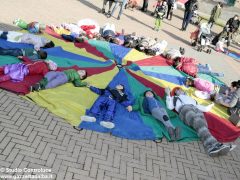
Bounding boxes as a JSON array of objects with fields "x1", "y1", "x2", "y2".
[{"x1": 0, "y1": 0, "x2": 240, "y2": 180}]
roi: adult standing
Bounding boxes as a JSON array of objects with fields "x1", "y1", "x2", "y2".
[
  {"x1": 107, "y1": 0, "x2": 128, "y2": 20},
  {"x1": 208, "y1": 2, "x2": 223, "y2": 28},
  {"x1": 181, "y1": 0, "x2": 198, "y2": 31},
  {"x1": 141, "y1": 0, "x2": 149, "y2": 12},
  {"x1": 166, "y1": 0, "x2": 175, "y2": 20},
  {"x1": 99, "y1": 0, "x2": 114, "y2": 14}
]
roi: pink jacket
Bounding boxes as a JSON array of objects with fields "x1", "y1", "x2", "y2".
[{"x1": 194, "y1": 78, "x2": 214, "y2": 93}]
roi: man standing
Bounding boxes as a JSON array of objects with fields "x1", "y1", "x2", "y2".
[
  {"x1": 141, "y1": 0, "x2": 149, "y2": 12},
  {"x1": 166, "y1": 0, "x2": 175, "y2": 20},
  {"x1": 181, "y1": 0, "x2": 198, "y2": 31},
  {"x1": 208, "y1": 2, "x2": 223, "y2": 28}
]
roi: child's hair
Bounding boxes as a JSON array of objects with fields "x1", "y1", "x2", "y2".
[
  {"x1": 172, "y1": 57, "x2": 181, "y2": 67},
  {"x1": 81, "y1": 70, "x2": 88, "y2": 80},
  {"x1": 38, "y1": 50, "x2": 47, "y2": 59},
  {"x1": 43, "y1": 41, "x2": 55, "y2": 48},
  {"x1": 179, "y1": 47, "x2": 185, "y2": 55},
  {"x1": 116, "y1": 84, "x2": 125, "y2": 92},
  {"x1": 110, "y1": 37, "x2": 120, "y2": 44},
  {"x1": 185, "y1": 77, "x2": 194, "y2": 87},
  {"x1": 143, "y1": 90, "x2": 155, "y2": 97},
  {"x1": 232, "y1": 80, "x2": 240, "y2": 89},
  {"x1": 105, "y1": 36, "x2": 112, "y2": 42}
]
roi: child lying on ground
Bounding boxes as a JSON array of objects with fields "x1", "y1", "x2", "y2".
[
  {"x1": 0, "y1": 31, "x2": 55, "y2": 50},
  {"x1": 171, "y1": 57, "x2": 224, "y2": 77},
  {"x1": 0, "y1": 57, "x2": 57, "y2": 83},
  {"x1": 164, "y1": 47, "x2": 185, "y2": 60},
  {"x1": 0, "y1": 47, "x2": 47, "y2": 60},
  {"x1": 13, "y1": 19, "x2": 46, "y2": 34},
  {"x1": 132, "y1": 90, "x2": 181, "y2": 141},
  {"x1": 81, "y1": 84, "x2": 133, "y2": 129},
  {"x1": 165, "y1": 87, "x2": 236, "y2": 157},
  {"x1": 30, "y1": 69, "x2": 87, "y2": 91},
  {"x1": 185, "y1": 77, "x2": 220, "y2": 100}
]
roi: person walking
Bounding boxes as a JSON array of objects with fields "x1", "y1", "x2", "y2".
[
  {"x1": 181, "y1": 0, "x2": 198, "y2": 31},
  {"x1": 208, "y1": 2, "x2": 223, "y2": 28},
  {"x1": 166, "y1": 0, "x2": 175, "y2": 20},
  {"x1": 141, "y1": 0, "x2": 149, "y2": 12}
]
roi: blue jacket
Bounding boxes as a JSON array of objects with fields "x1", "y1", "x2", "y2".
[
  {"x1": 143, "y1": 97, "x2": 164, "y2": 114},
  {"x1": 90, "y1": 86, "x2": 132, "y2": 107}
]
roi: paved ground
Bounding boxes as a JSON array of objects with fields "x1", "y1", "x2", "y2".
[{"x1": 0, "y1": 0, "x2": 240, "y2": 180}]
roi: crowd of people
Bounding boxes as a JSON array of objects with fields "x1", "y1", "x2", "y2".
[{"x1": 0, "y1": 0, "x2": 239, "y2": 157}]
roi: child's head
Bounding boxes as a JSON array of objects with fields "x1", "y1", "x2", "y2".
[
  {"x1": 43, "y1": 41, "x2": 55, "y2": 48},
  {"x1": 171, "y1": 87, "x2": 186, "y2": 96},
  {"x1": 144, "y1": 90, "x2": 155, "y2": 98},
  {"x1": 234, "y1": 15, "x2": 239, "y2": 20},
  {"x1": 179, "y1": 47, "x2": 185, "y2": 55},
  {"x1": 115, "y1": 84, "x2": 125, "y2": 91},
  {"x1": 38, "y1": 50, "x2": 47, "y2": 59},
  {"x1": 77, "y1": 70, "x2": 87, "y2": 80},
  {"x1": 44, "y1": 41, "x2": 55, "y2": 48},
  {"x1": 39, "y1": 24, "x2": 46, "y2": 31},
  {"x1": 110, "y1": 37, "x2": 120, "y2": 45},
  {"x1": 185, "y1": 77, "x2": 194, "y2": 87},
  {"x1": 46, "y1": 60, "x2": 57, "y2": 71},
  {"x1": 172, "y1": 57, "x2": 181, "y2": 67},
  {"x1": 230, "y1": 80, "x2": 240, "y2": 91}
]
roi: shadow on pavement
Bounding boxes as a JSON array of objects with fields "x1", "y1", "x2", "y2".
[
  {"x1": 162, "y1": 29, "x2": 191, "y2": 45},
  {"x1": 0, "y1": 23, "x2": 21, "y2": 31},
  {"x1": 77, "y1": 0, "x2": 101, "y2": 12},
  {"x1": 124, "y1": 13, "x2": 153, "y2": 30}
]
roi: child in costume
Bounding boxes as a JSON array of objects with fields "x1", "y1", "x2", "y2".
[
  {"x1": 165, "y1": 87, "x2": 236, "y2": 157},
  {"x1": 0, "y1": 47, "x2": 47, "y2": 60},
  {"x1": 133, "y1": 90, "x2": 181, "y2": 140},
  {"x1": 0, "y1": 57, "x2": 57, "y2": 83},
  {"x1": 30, "y1": 69, "x2": 87, "y2": 91},
  {"x1": 81, "y1": 84, "x2": 133, "y2": 129},
  {"x1": 0, "y1": 31, "x2": 55, "y2": 50},
  {"x1": 13, "y1": 19, "x2": 46, "y2": 34}
]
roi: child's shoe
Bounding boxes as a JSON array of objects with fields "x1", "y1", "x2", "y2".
[
  {"x1": 167, "y1": 127, "x2": 175, "y2": 141},
  {"x1": 100, "y1": 121, "x2": 115, "y2": 129},
  {"x1": 81, "y1": 115, "x2": 96, "y2": 122},
  {"x1": 106, "y1": 12, "x2": 111, "y2": 18},
  {"x1": 13, "y1": 18, "x2": 20, "y2": 25}
]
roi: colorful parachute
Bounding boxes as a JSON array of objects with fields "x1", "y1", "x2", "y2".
[{"x1": 0, "y1": 28, "x2": 239, "y2": 142}]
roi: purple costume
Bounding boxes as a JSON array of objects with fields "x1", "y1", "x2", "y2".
[{"x1": 4, "y1": 63, "x2": 29, "y2": 82}]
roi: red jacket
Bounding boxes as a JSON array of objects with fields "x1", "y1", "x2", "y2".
[
  {"x1": 21, "y1": 57, "x2": 49, "y2": 76},
  {"x1": 176, "y1": 57, "x2": 198, "y2": 77}
]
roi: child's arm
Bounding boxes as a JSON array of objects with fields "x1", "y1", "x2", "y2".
[
  {"x1": 132, "y1": 99, "x2": 140, "y2": 111},
  {"x1": 73, "y1": 79, "x2": 87, "y2": 87},
  {"x1": 89, "y1": 86, "x2": 105, "y2": 95},
  {"x1": 19, "y1": 56, "x2": 32, "y2": 63},
  {"x1": 165, "y1": 88, "x2": 175, "y2": 110},
  {"x1": 196, "y1": 103, "x2": 214, "y2": 112}
]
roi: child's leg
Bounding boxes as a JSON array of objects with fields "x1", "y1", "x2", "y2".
[
  {"x1": 87, "y1": 97, "x2": 107, "y2": 118},
  {"x1": 151, "y1": 107, "x2": 175, "y2": 129},
  {"x1": 151, "y1": 107, "x2": 181, "y2": 140},
  {"x1": 103, "y1": 99, "x2": 116, "y2": 122},
  {"x1": 0, "y1": 47, "x2": 23, "y2": 57},
  {"x1": 155, "y1": 18, "x2": 161, "y2": 30},
  {"x1": 13, "y1": 19, "x2": 28, "y2": 30},
  {"x1": 0, "y1": 75, "x2": 11, "y2": 82},
  {"x1": 197, "y1": 64, "x2": 224, "y2": 77},
  {"x1": 45, "y1": 72, "x2": 68, "y2": 89}
]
